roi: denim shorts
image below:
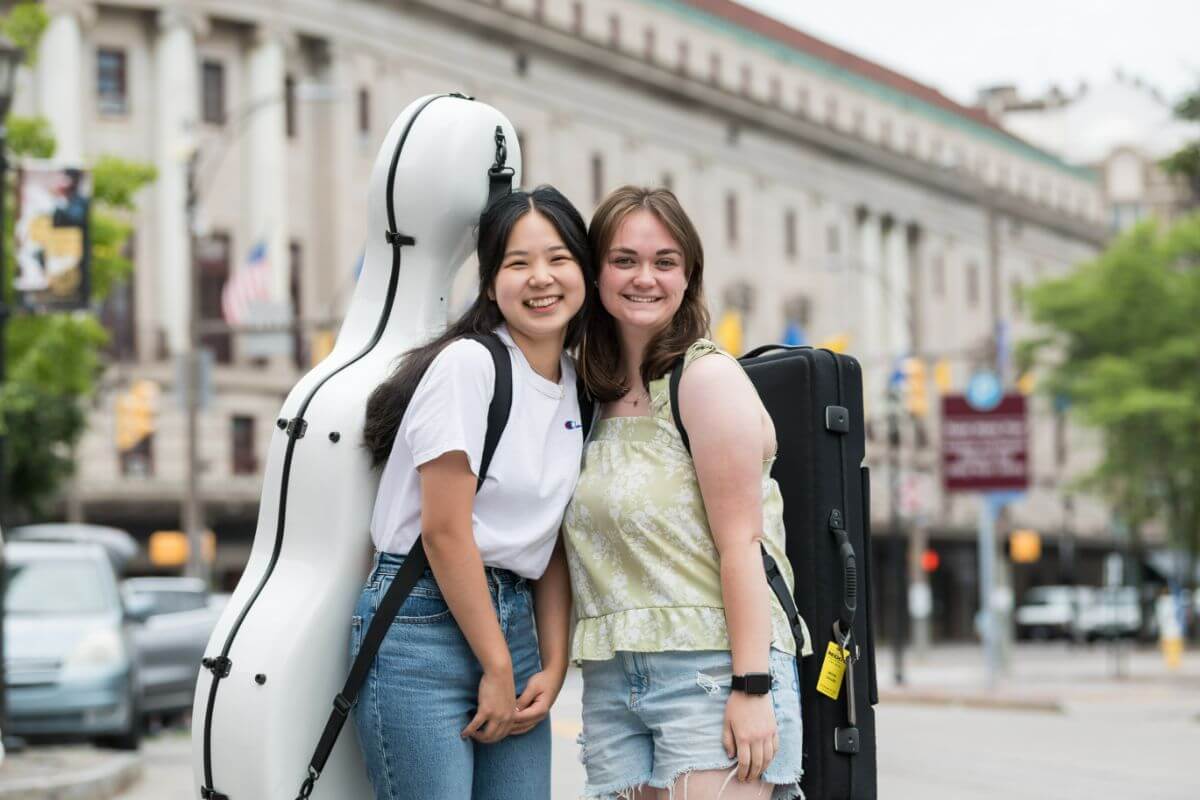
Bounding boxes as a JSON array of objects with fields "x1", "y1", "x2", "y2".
[
  {"x1": 350, "y1": 552, "x2": 550, "y2": 800},
  {"x1": 579, "y1": 648, "x2": 804, "y2": 799}
]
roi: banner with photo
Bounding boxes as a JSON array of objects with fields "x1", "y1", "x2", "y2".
[{"x1": 13, "y1": 163, "x2": 91, "y2": 310}]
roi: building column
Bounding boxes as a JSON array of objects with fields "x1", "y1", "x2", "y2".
[
  {"x1": 855, "y1": 208, "x2": 884, "y2": 397},
  {"x1": 883, "y1": 216, "x2": 911, "y2": 359},
  {"x1": 315, "y1": 40, "x2": 358, "y2": 318},
  {"x1": 154, "y1": 5, "x2": 206, "y2": 356},
  {"x1": 37, "y1": 0, "x2": 95, "y2": 163},
  {"x1": 246, "y1": 23, "x2": 292, "y2": 305}
]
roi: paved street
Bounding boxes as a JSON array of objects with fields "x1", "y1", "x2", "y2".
[{"x1": 114, "y1": 643, "x2": 1200, "y2": 799}]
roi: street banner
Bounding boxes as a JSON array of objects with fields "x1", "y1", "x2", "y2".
[
  {"x1": 941, "y1": 393, "x2": 1029, "y2": 493},
  {"x1": 13, "y1": 163, "x2": 91, "y2": 310}
]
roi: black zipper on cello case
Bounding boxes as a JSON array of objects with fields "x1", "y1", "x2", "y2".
[{"x1": 199, "y1": 93, "x2": 455, "y2": 799}]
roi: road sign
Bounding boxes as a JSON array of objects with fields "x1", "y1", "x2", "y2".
[{"x1": 941, "y1": 393, "x2": 1029, "y2": 493}]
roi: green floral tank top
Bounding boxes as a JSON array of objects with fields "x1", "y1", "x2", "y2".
[{"x1": 563, "y1": 340, "x2": 813, "y2": 662}]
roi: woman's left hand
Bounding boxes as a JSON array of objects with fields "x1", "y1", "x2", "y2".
[
  {"x1": 510, "y1": 667, "x2": 566, "y2": 735},
  {"x1": 722, "y1": 692, "x2": 779, "y2": 782}
]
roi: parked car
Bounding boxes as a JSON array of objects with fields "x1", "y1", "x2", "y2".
[
  {"x1": 121, "y1": 577, "x2": 227, "y2": 721},
  {"x1": 1076, "y1": 586, "x2": 1144, "y2": 642},
  {"x1": 3, "y1": 540, "x2": 142, "y2": 749},
  {"x1": 1015, "y1": 585, "x2": 1094, "y2": 641}
]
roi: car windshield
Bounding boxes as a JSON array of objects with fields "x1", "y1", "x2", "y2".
[
  {"x1": 1025, "y1": 588, "x2": 1068, "y2": 606},
  {"x1": 5, "y1": 559, "x2": 114, "y2": 615}
]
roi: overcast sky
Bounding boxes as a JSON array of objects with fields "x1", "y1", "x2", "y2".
[{"x1": 739, "y1": 0, "x2": 1198, "y2": 106}]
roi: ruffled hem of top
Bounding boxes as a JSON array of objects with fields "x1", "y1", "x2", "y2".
[{"x1": 571, "y1": 606, "x2": 798, "y2": 662}]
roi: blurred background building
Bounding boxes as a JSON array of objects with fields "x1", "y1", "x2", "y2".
[
  {"x1": 980, "y1": 73, "x2": 1200, "y2": 232},
  {"x1": 20, "y1": 0, "x2": 1127, "y2": 638}
]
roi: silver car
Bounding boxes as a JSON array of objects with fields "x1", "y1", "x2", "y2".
[
  {"x1": 122, "y1": 577, "x2": 227, "y2": 720},
  {"x1": 4, "y1": 540, "x2": 142, "y2": 748}
]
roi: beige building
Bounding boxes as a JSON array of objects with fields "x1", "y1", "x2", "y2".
[{"x1": 23, "y1": 0, "x2": 1116, "y2": 634}]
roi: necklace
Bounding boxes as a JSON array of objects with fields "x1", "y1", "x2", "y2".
[{"x1": 618, "y1": 388, "x2": 651, "y2": 407}]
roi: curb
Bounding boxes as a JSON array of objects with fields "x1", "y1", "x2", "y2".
[
  {"x1": 879, "y1": 689, "x2": 1064, "y2": 714},
  {"x1": 0, "y1": 750, "x2": 143, "y2": 800}
]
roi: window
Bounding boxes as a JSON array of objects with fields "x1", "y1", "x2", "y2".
[
  {"x1": 906, "y1": 128, "x2": 918, "y2": 154},
  {"x1": 290, "y1": 241, "x2": 305, "y2": 368},
  {"x1": 201, "y1": 60, "x2": 225, "y2": 124},
  {"x1": 231, "y1": 416, "x2": 257, "y2": 475},
  {"x1": 100, "y1": 233, "x2": 137, "y2": 361},
  {"x1": 677, "y1": 39, "x2": 689, "y2": 74},
  {"x1": 784, "y1": 294, "x2": 811, "y2": 327},
  {"x1": 725, "y1": 192, "x2": 738, "y2": 247},
  {"x1": 96, "y1": 48, "x2": 128, "y2": 115},
  {"x1": 932, "y1": 253, "x2": 945, "y2": 296},
  {"x1": 608, "y1": 13, "x2": 620, "y2": 48},
  {"x1": 571, "y1": 1, "x2": 583, "y2": 34},
  {"x1": 826, "y1": 223, "x2": 840, "y2": 255},
  {"x1": 709, "y1": 52, "x2": 721, "y2": 85},
  {"x1": 591, "y1": 153, "x2": 604, "y2": 205},
  {"x1": 796, "y1": 85, "x2": 809, "y2": 116},
  {"x1": 784, "y1": 208, "x2": 798, "y2": 260},
  {"x1": 120, "y1": 434, "x2": 153, "y2": 477},
  {"x1": 644, "y1": 27, "x2": 655, "y2": 61},
  {"x1": 769, "y1": 76, "x2": 781, "y2": 105},
  {"x1": 197, "y1": 233, "x2": 232, "y2": 363},
  {"x1": 532, "y1": 0, "x2": 545, "y2": 21},
  {"x1": 824, "y1": 95, "x2": 838, "y2": 124},
  {"x1": 966, "y1": 261, "x2": 980, "y2": 307},
  {"x1": 357, "y1": 87, "x2": 370, "y2": 135},
  {"x1": 285, "y1": 74, "x2": 297, "y2": 139},
  {"x1": 879, "y1": 119, "x2": 893, "y2": 147},
  {"x1": 852, "y1": 108, "x2": 865, "y2": 134},
  {"x1": 740, "y1": 64, "x2": 751, "y2": 94}
]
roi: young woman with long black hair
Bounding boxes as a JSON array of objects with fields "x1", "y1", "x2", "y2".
[{"x1": 354, "y1": 186, "x2": 593, "y2": 799}]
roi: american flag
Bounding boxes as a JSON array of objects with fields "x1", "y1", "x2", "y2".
[{"x1": 221, "y1": 240, "x2": 272, "y2": 325}]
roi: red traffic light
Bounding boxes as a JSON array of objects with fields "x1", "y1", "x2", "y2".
[{"x1": 920, "y1": 549, "x2": 940, "y2": 573}]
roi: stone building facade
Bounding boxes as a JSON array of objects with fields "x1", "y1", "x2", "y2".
[{"x1": 22, "y1": 0, "x2": 1116, "y2": 634}]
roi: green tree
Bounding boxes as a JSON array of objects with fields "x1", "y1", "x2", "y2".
[
  {"x1": 0, "y1": 3, "x2": 155, "y2": 518},
  {"x1": 1021, "y1": 215, "x2": 1200, "y2": 593},
  {"x1": 1162, "y1": 85, "x2": 1200, "y2": 203}
]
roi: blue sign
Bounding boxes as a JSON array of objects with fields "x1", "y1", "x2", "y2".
[{"x1": 966, "y1": 371, "x2": 1003, "y2": 412}]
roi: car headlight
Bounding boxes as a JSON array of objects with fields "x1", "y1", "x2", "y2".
[{"x1": 63, "y1": 628, "x2": 126, "y2": 673}]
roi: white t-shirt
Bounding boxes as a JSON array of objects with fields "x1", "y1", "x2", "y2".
[{"x1": 370, "y1": 326, "x2": 584, "y2": 579}]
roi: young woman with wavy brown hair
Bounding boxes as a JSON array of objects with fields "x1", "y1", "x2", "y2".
[{"x1": 564, "y1": 186, "x2": 810, "y2": 800}]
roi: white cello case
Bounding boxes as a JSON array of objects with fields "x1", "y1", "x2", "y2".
[{"x1": 192, "y1": 93, "x2": 521, "y2": 800}]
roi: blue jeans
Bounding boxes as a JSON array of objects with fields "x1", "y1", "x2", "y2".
[{"x1": 350, "y1": 552, "x2": 550, "y2": 800}]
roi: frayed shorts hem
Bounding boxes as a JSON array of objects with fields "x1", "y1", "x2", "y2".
[{"x1": 583, "y1": 761, "x2": 804, "y2": 800}]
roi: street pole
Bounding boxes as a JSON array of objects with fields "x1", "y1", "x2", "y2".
[
  {"x1": 183, "y1": 150, "x2": 207, "y2": 585},
  {"x1": 979, "y1": 493, "x2": 999, "y2": 689},
  {"x1": 0, "y1": 122, "x2": 11, "y2": 745},
  {"x1": 888, "y1": 391, "x2": 906, "y2": 685}
]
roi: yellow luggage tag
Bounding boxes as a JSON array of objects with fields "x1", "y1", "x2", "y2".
[{"x1": 816, "y1": 640, "x2": 850, "y2": 700}]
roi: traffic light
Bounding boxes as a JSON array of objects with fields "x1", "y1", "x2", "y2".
[
  {"x1": 1008, "y1": 529, "x2": 1042, "y2": 563},
  {"x1": 920, "y1": 548, "x2": 940, "y2": 573},
  {"x1": 933, "y1": 358, "x2": 952, "y2": 394},
  {"x1": 903, "y1": 357, "x2": 929, "y2": 417},
  {"x1": 115, "y1": 379, "x2": 159, "y2": 451}
]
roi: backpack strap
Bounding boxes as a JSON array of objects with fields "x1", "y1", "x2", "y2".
[
  {"x1": 297, "y1": 332, "x2": 512, "y2": 799},
  {"x1": 576, "y1": 378, "x2": 595, "y2": 440},
  {"x1": 667, "y1": 355, "x2": 809, "y2": 654}
]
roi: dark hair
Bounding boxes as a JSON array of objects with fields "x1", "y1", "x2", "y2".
[
  {"x1": 578, "y1": 185, "x2": 709, "y2": 402},
  {"x1": 363, "y1": 185, "x2": 592, "y2": 467}
]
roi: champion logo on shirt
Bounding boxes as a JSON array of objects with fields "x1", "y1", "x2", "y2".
[{"x1": 564, "y1": 420, "x2": 582, "y2": 430}]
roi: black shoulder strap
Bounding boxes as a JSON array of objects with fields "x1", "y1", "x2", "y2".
[
  {"x1": 667, "y1": 353, "x2": 809, "y2": 655},
  {"x1": 297, "y1": 333, "x2": 512, "y2": 799},
  {"x1": 576, "y1": 377, "x2": 595, "y2": 440}
]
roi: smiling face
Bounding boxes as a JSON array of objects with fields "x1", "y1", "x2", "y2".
[
  {"x1": 489, "y1": 209, "x2": 586, "y2": 345},
  {"x1": 597, "y1": 209, "x2": 689, "y2": 338}
]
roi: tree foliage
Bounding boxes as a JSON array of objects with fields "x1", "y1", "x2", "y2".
[
  {"x1": 1, "y1": 3, "x2": 155, "y2": 518},
  {"x1": 1021, "y1": 215, "x2": 1200, "y2": 587},
  {"x1": 1162, "y1": 85, "x2": 1200, "y2": 202}
]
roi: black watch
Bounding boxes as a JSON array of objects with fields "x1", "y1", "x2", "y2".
[{"x1": 730, "y1": 672, "x2": 773, "y2": 695}]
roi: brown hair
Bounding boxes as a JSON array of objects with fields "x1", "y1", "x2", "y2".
[{"x1": 579, "y1": 186, "x2": 710, "y2": 402}]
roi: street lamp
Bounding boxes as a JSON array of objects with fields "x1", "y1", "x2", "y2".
[{"x1": 0, "y1": 29, "x2": 28, "y2": 750}]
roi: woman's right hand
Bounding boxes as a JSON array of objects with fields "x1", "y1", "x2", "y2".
[{"x1": 461, "y1": 662, "x2": 517, "y2": 743}]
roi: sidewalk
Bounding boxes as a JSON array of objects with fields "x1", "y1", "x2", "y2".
[
  {"x1": 0, "y1": 746, "x2": 141, "y2": 800},
  {"x1": 876, "y1": 640, "x2": 1200, "y2": 713}
]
